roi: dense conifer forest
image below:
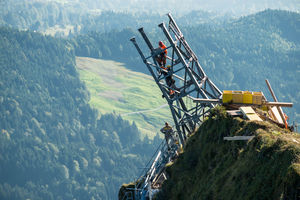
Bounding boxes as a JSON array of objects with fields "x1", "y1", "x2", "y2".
[
  {"x1": 0, "y1": 27, "x2": 161, "y2": 199},
  {"x1": 0, "y1": 1, "x2": 299, "y2": 199}
]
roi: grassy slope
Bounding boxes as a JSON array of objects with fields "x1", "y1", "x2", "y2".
[
  {"x1": 156, "y1": 107, "x2": 300, "y2": 200},
  {"x1": 75, "y1": 56, "x2": 172, "y2": 137}
]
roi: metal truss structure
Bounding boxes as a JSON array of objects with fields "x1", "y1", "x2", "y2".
[{"x1": 130, "y1": 13, "x2": 222, "y2": 146}]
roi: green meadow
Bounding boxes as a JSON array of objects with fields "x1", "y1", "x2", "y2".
[{"x1": 76, "y1": 56, "x2": 173, "y2": 137}]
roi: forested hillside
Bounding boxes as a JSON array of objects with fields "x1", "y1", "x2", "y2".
[
  {"x1": 1, "y1": 0, "x2": 298, "y2": 38},
  {"x1": 73, "y1": 10, "x2": 300, "y2": 123},
  {"x1": 185, "y1": 10, "x2": 300, "y2": 121},
  {"x1": 0, "y1": 0, "x2": 226, "y2": 37},
  {"x1": 0, "y1": 6, "x2": 299, "y2": 200},
  {"x1": 1, "y1": 0, "x2": 299, "y2": 23},
  {"x1": 0, "y1": 27, "x2": 161, "y2": 199}
]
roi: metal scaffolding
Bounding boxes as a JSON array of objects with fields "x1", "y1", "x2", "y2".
[{"x1": 130, "y1": 13, "x2": 222, "y2": 146}]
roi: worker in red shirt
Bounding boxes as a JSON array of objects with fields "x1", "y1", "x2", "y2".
[
  {"x1": 157, "y1": 41, "x2": 176, "y2": 97},
  {"x1": 157, "y1": 41, "x2": 167, "y2": 68}
]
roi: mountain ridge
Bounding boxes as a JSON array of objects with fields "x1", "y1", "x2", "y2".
[
  {"x1": 154, "y1": 107, "x2": 300, "y2": 200},
  {"x1": 0, "y1": 8, "x2": 299, "y2": 200}
]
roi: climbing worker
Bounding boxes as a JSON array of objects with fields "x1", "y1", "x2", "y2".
[
  {"x1": 166, "y1": 72, "x2": 176, "y2": 97},
  {"x1": 159, "y1": 65, "x2": 176, "y2": 98},
  {"x1": 160, "y1": 122, "x2": 174, "y2": 150},
  {"x1": 156, "y1": 41, "x2": 167, "y2": 68}
]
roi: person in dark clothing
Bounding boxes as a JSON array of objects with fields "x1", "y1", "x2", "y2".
[
  {"x1": 160, "y1": 122, "x2": 174, "y2": 149},
  {"x1": 157, "y1": 41, "x2": 167, "y2": 68}
]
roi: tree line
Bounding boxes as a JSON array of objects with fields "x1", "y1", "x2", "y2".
[
  {"x1": 0, "y1": 8, "x2": 299, "y2": 199},
  {"x1": 0, "y1": 27, "x2": 161, "y2": 199}
]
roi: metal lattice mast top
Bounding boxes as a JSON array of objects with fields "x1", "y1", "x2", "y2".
[{"x1": 130, "y1": 13, "x2": 222, "y2": 145}]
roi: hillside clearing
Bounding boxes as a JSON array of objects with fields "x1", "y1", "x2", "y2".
[{"x1": 75, "y1": 56, "x2": 172, "y2": 137}]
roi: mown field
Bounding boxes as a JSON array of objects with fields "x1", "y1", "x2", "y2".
[{"x1": 76, "y1": 56, "x2": 173, "y2": 137}]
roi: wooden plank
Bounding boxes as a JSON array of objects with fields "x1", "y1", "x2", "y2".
[
  {"x1": 271, "y1": 106, "x2": 284, "y2": 124},
  {"x1": 226, "y1": 110, "x2": 243, "y2": 117},
  {"x1": 224, "y1": 136, "x2": 255, "y2": 141},
  {"x1": 193, "y1": 98, "x2": 221, "y2": 103},
  {"x1": 268, "y1": 106, "x2": 277, "y2": 121},
  {"x1": 239, "y1": 106, "x2": 263, "y2": 121},
  {"x1": 265, "y1": 79, "x2": 286, "y2": 124},
  {"x1": 240, "y1": 106, "x2": 255, "y2": 114},
  {"x1": 265, "y1": 102, "x2": 293, "y2": 107}
]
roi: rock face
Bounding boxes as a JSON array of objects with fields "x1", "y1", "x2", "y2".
[{"x1": 155, "y1": 107, "x2": 300, "y2": 200}]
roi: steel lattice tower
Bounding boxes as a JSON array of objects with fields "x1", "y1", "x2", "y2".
[{"x1": 130, "y1": 13, "x2": 222, "y2": 145}]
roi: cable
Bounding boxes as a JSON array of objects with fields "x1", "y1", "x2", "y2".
[{"x1": 120, "y1": 103, "x2": 168, "y2": 116}]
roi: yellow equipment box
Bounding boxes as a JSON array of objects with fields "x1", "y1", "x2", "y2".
[
  {"x1": 222, "y1": 90, "x2": 232, "y2": 103},
  {"x1": 232, "y1": 91, "x2": 243, "y2": 103},
  {"x1": 223, "y1": 90, "x2": 263, "y2": 105},
  {"x1": 252, "y1": 92, "x2": 263, "y2": 105},
  {"x1": 243, "y1": 91, "x2": 253, "y2": 104}
]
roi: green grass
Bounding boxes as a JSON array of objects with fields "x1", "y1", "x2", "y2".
[
  {"x1": 155, "y1": 107, "x2": 300, "y2": 200},
  {"x1": 76, "y1": 56, "x2": 172, "y2": 137}
]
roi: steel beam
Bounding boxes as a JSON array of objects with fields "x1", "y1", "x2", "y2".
[{"x1": 130, "y1": 14, "x2": 222, "y2": 147}]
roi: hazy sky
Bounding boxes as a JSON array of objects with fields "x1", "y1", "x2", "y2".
[{"x1": 34, "y1": 0, "x2": 300, "y2": 16}]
